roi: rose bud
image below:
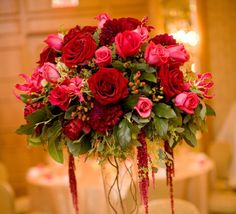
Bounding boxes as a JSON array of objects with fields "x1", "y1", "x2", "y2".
[
  {"x1": 174, "y1": 92, "x2": 199, "y2": 114},
  {"x1": 134, "y1": 97, "x2": 153, "y2": 118},
  {"x1": 167, "y1": 44, "x2": 190, "y2": 64},
  {"x1": 44, "y1": 34, "x2": 63, "y2": 51},
  {"x1": 41, "y1": 62, "x2": 60, "y2": 83},
  {"x1": 95, "y1": 13, "x2": 111, "y2": 29},
  {"x1": 133, "y1": 26, "x2": 149, "y2": 43},
  {"x1": 95, "y1": 46, "x2": 112, "y2": 67}
]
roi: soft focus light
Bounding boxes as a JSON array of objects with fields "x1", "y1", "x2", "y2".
[
  {"x1": 172, "y1": 30, "x2": 199, "y2": 46},
  {"x1": 191, "y1": 63, "x2": 196, "y2": 73},
  {"x1": 52, "y1": 0, "x2": 79, "y2": 8}
]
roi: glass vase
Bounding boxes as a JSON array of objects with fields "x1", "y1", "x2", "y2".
[{"x1": 101, "y1": 158, "x2": 139, "y2": 214}]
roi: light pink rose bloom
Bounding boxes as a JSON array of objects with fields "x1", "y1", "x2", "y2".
[
  {"x1": 174, "y1": 92, "x2": 199, "y2": 114},
  {"x1": 44, "y1": 34, "x2": 63, "y2": 51},
  {"x1": 144, "y1": 42, "x2": 169, "y2": 66},
  {"x1": 95, "y1": 46, "x2": 112, "y2": 67},
  {"x1": 41, "y1": 62, "x2": 60, "y2": 83},
  {"x1": 95, "y1": 13, "x2": 111, "y2": 28},
  {"x1": 67, "y1": 77, "x2": 85, "y2": 102},
  {"x1": 133, "y1": 26, "x2": 149, "y2": 42},
  {"x1": 167, "y1": 44, "x2": 189, "y2": 64},
  {"x1": 134, "y1": 97, "x2": 153, "y2": 118}
]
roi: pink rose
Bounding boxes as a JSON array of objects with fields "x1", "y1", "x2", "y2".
[
  {"x1": 115, "y1": 31, "x2": 141, "y2": 59},
  {"x1": 48, "y1": 85, "x2": 70, "y2": 111},
  {"x1": 95, "y1": 13, "x2": 111, "y2": 28},
  {"x1": 167, "y1": 44, "x2": 189, "y2": 64},
  {"x1": 134, "y1": 97, "x2": 153, "y2": 118},
  {"x1": 174, "y1": 92, "x2": 199, "y2": 114},
  {"x1": 44, "y1": 34, "x2": 63, "y2": 51},
  {"x1": 95, "y1": 46, "x2": 112, "y2": 67},
  {"x1": 40, "y1": 63, "x2": 60, "y2": 83},
  {"x1": 144, "y1": 42, "x2": 169, "y2": 66},
  {"x1": 133, "y1": 26, "x2": 149, "y2": 42}
]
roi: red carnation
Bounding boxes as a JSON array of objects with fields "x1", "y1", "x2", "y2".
[
  {"x1": 100, "y1": 17, "x2": 141, "y2": 46},
  {"x1": 159, "y1": 65, "x2": 189, "y2": 101},
  {"x1": 88, "y1": 103, "x2": 123, "y2": 133},
  {"x1": 63, "y1": 118, "x2": 86, "y2": 140},
  {"x1": 151, "y1": 33, "x2": 177, "y2": 46},
  {"x1": 61, "y1": 32, "x2": 97, "y2": 67},
  {"x1": 88, "y1": 67, "x2": 128, "y2": 105}
]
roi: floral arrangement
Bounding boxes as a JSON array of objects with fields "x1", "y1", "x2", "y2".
[{"x1": 15, "y1": 13, "x2": 215, "y2": 214}]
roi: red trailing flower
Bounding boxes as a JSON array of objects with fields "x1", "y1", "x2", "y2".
[
  {"x1": 88, "y1": 103, "x2": 123, "y2": 134},
  {"x1": 62, "y1": 32, "x2": 97, "y2": 67},
  {"x1": 159, "y1": 65, "x2": 189, "y2": 101},
  {"x1": 88, "y1": 67, "x2": 128, "y2": 105},
  {"x1": 137, "y1": 129, "x2": 149, "y2": 214}
]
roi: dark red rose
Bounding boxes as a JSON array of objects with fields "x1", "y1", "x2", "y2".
[
  {"x1": 61, "y1": 32, "x2": 97, "y2": 67},
  {"x1": 88, "y1": 68, "x2": 128, "y2": 105},
  {"x1": 63, "y1": 118, "x2": 85, "y2": 140},
  {"x1": 63, "y1": 25, "x2": 97, "y2": 45},
  {"x1": 159, "y1": 65, "x2": 189, "y2": 101},
  {"x1": 88, "y1": 103, "x2": 123, "y2": 133},
  {"x1": 115, "y1": 31, "x2": 141, "y2": 59},
  {"x1": 151, "y1": 34, "x2": 177, "y2": 46},
  {"x1": 100, "y1": 17, "x2": 141, "y2": 46},
  {"x1": 37, "y1": 47, "x2": 57, "y2": 66}
]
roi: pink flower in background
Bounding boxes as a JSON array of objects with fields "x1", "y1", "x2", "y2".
[
  {"x1": 133, "y1": 26, "x2": 149, "y2": 42},
  {"x1": 41, "y1": 63, "x2": 60, "y2": 83},
  {"x1": 115, "y1": 30, "x2": 141, "y2": 59},
  {"x1": 48, "y1": 85, "x2": 70, "y2": 111},
  {"x1": 95, "y1": 46, "x2": 112, "y2": 67},
  {"x1": 193, "y1": 73, "x2": 214, "y2": 99},
  {"x1": 135, "y1": 97, "x2": 153, "y2": 118},
  {"x1": 167, "y1": 44, "x2": 189, "y2": 64},
  {"x1": 144, "y1": 42, "x2": 169, "y2": 66},
  {"x1": 175, "y1": 92, "x2": 199, "y2": 114},
  {"x1": 44, "y1": 34, "x2": 63, "y2": 51},
  {"x1": 95, "y1": 13, "x2": 111, "y2": 29}
]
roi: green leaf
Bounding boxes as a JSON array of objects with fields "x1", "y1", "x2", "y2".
[
  {"x1": 67, "y1": 136, "x2": 91, "y2": 156},
  {"x1": 122, "y1": 95, "x2": 140, "y2": 110},
  {"x1": 153, "y1": 103, "x2": 176, "y2": 119},
  {"x1": 154, "y1": 117, "x2": 168, "y2": 137},
  {"x1": 16, "y1": 124, "x2": 35, "y2": 135},
  {"x1": 26, "y1": 107, "x2": 49, "y2": 124},
  {"x1": 19, "y1": 94, "x2": 30, "y2": 104},
  {"x1": 140, "y1": 72, "x2": 157, "y2": 83},
  {"x1": 112, "y1": 61, "x2": 125, "y2": 71},
  {"x1": 183, "y1": 114, "x2": 191, "y2": 124},
  {"x1": 28, "y1": 136, "x2": 43, "y2": 146},
  {"x1": 64, "y1": 105, "x2": 77, "y2": 120},
  {"x1": 206, "y1": 104, "x2": 216, "y2": 116},
  {"x1": 135, "y1": 63, "x2": 156, "y2": 73},
  {"x1": 183, "y1": 127, "x2": 197, "y2": 147},
  {"x1": 116, "y1": 119, "x2": 132, "y2": 149},
  {"x1": 48, "y1": 138, "x2": 63, "y2": 163},
  {"x1": 132, "y1": 115, "x2": 150, "y2": 124}
]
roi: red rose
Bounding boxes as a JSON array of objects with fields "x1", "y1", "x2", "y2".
[
  {"x1": 95, "y1": 46, "x2": 112, "y2": 67},
  {"x1": 63, "y1": 118, "x2": 90, "y2": 140},
  {"x1": 61, "y1": 33, "x2": 97, "y2": 67},
  {"x1": 40, "y1": 62, "x2": 60, "y2": 83},
  {"x1": 115, "y1": 31, "x2": 141, "y2": 58},
  {"x1": 88, "y1": 68, "x2": 128, "y2": 105},
  {"x1": 37, "y1": 47, "x2": 57, "y2": 67},
  {"x1": 48, "y1": 85, "x2": 70, "y2": 111},
  {"x1": 159, "y1": 65, "x2": 189, "y2": 101},
  {"x1": 88, "y1": 103, "x2": 123, "y2": 133},
  {"x1": 175, "y1": 92, "x2": 199, "y2": 114}
]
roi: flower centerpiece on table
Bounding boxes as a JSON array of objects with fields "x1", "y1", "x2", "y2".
[{"x1": 15, "y1": 13, "x2": 215, "y2": 214}]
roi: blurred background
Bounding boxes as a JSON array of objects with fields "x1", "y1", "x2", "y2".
[{"x1": 0, "y1": 0, "x2": 236, "y2": 213}]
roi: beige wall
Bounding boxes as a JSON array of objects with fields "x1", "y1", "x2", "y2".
[
  {"x1": 0, "y1": 0, "x2": 162, "y2": 196},
  {"x1": 198, "y1": 0, "x2": 236, "y2": 139}
]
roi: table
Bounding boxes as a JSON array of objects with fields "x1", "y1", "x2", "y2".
[{"x1": 27, "y1": 152, "x2": 214, "y2": 214}]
